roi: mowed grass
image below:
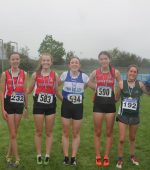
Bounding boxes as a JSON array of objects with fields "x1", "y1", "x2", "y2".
[{"x1": 0, "y1": 88, "x2": 150, "y2": 170}]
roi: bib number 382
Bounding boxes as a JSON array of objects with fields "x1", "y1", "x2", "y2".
[
  {"x1": 67, "y1": 94, "x2": 82, "y2": 104},
  {"x1": 10, "y1": 93, "x2": 24, "y2": 103},
  {"x1": 37, "y1": 93, "x2": 53, "y2": 104},
  {"x1": 97, "y1": 86, "x2": 112, "y2": 97},
  {"x1": 122, "y1": 98, "x2": 137, "y2": 110}
]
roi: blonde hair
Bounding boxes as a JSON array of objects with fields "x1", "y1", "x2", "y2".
[{"x1": 36, "y1": 53, "x2": 53, "y2": 74}]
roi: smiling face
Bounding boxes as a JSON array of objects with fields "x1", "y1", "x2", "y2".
[
  {"x1": 9, "y1": 53, "x2": 20, "y2": 69},
  {"x1": 41, "y1": 54, "x2": 52, "y2": 69},
  {"x1": 68, "y1": 57, "x2": 80, "y2": 72},
  {"x1": 98, "y1": 54, "x2": 110, "y2": 68},
  {"x1": 127, "y1": 66, "x2": 138, "y2": 81}
]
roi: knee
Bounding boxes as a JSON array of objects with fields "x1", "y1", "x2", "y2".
[
  {"x1": 35, "y1": 130, "x2": 42, "y2": 137},
  {"x1": 46, "y1": 131, "x2": 53, "y2": 138},
  {"x1": 106, "y1": 130, "x2": 112, "y2": 138},
  {"x1": 72, "y1": 131, "x2": 80, "y2": 139},
  {"x1": 63, "y1": 129, "x2": 69, "y2": 138},
  {"x1": 10, "y1": 133, "x2": 17, "y2": 140},
  {"x1": 129, "y1": 136, "x2": 135, "y2": 142},
  {"x1": 119, "y1": 138, "x2": 125, "y2": 144},
  {"x1": 94, "y1": 129, "x2": 101, "y2": 137}
]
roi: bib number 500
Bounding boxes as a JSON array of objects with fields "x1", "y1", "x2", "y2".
[{"x1": 97, "y1": 86, "x2": 112, "y2": 97}]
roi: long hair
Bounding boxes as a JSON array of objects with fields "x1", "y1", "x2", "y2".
[
  {"x1": 98, "y1": 51, "x2": 114, "y2": 77},
  {"x1": 36, "y1": 53, "x2": 53, "y2": 75}
]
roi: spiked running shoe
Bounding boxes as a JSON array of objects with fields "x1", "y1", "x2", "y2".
[
  {"x1": 130, "y1": 155, "x2": 139, "y2": 166},
  {"x1": 96, "y1": 156, "x2": 102, "y2": 166},
  {"x1": 63, "y1": 156, "x2": 69, "y2": 165},
  {"x1": 116, "y1": 159, "x2": 123, "y2": 169},
  {"x1": 44, "y1": 156, "x2": 50, "y2": 165},
  {"x1": 6, "y1": 156, "x2": 12, "y2": 165},
  {"x1": 37, "y1": 156, "x2": 42, "y2": 165},
  {"x1": 103, "y1": 155, "x2": 110, "y2": 167},
  {"x1": 11, "y1": 159, "x2": 20, "y2": 168},
  {"x1": 70, "y1": 157, "x2": 76, "y2": 166}
]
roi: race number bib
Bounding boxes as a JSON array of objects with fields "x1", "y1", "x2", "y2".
[
  {"x1": 122, "y1": 98, "x2": 137, "y2": 111},
  {"x1": 10, "y1": 92, "x2": 24, "y2": 103},
  {"x1": 67, "y1": 94, "x2": 82, "y2": 104},
  {"x1": 97, "y1": 86, "x2": 112, "y2": 97},
  {"x1": 37, "y1": 93, "x2": 53, "y2": 104}
]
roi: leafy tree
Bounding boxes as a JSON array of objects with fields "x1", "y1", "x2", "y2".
[{"x1": 38, "y1": 35, "x2": 66, "y2": 64}]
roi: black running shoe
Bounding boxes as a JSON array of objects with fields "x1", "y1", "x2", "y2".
[
  {"x1": 70, "y1": 157, "x2": 76, "y2": 166},
  {"x1": 63, "y1": 156, "x2": 69, "y2": 165}
]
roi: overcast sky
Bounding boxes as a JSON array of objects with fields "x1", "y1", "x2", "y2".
[{"x1": 0, "y1": 0, "x2": 150, "y2": 59}]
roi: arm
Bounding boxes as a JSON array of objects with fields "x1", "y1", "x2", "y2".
[
  {"x1": 55, "y1": 73, "x2": 63, "y2": 101},
  {"x1": 115, "y1": 69, "x2": 122, "y2": 83},
  {"x1": 23, "y1": 72, "x2": 28, "y2": 118},
  {"x1": 27, "y1": 72, "x2": 36, "y2": 94},
  {"x1": 87, "y1": 70, "x2": 96, "y2": 91},
  {"x1": 115, "y1": 81, "x2": 123, "y2": 102},
  {"x1": 1, "y1": 72, "x2": 8, "y2": 121},
  {"x1": 139, "y1": 81, "x2": 150, "y2": 95}
]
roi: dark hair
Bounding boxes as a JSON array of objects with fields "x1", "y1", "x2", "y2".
[
  {"x1": 67, "y1": 56, "x2": 80, "y2": 64},
  {"x1": 98, "y1": 51, "x2": 114, "y2": 77},
  {"x1": 67, "y1": 56, "x2": 82, "y2": 73},
  {"x1": 36, "y1": 53, "x2": 53, "y2": 74},
  {"x1": 127, "y1": 64, "x2": 138, "y2": 73},
  {"x1": 9, "y1": 52, "x2": 20, "y2": 59},
  {"x1": 98, "y1": 51, "x2": 111, "y2": 60}
]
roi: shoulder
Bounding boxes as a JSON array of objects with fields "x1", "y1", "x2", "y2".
[
  {"x1": 60, "y1": 71, "x2": 68, "y2": 81},
  {"x1": 32, "y1": 72, "x2": 37, "y2": 80},
  {"x1": 89, "y1": 70, "x2": 96, "y2": 77},
  {"x1": 81, "y1": 72, "x2": 89, "y2": 83}
]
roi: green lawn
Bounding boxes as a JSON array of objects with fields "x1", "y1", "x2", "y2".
[{"x1": 0, "y1": 88, "x2": 150, "y2": 170}]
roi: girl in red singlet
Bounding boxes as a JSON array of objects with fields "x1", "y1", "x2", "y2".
[
  {"x1": 27, "y1": 53, "x2": 59, "y2": 165},
  {"x1": 88, "y1": 51, "x2": 121, "y2": 167},
  {"x1": 1, "y1": 52, "x2": 28, "y2": 167}
]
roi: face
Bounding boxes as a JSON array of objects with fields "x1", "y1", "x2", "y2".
[
  {"x1": 69, "y1": 58, "x2": 80, "y2": 72},
  {"x1": 10, "y1": 54, "x2": 20, "y2": 68},
  {"x1": 41, "y1": 55, "x2": 52, "y2": 69},
  {"x1": 127, "y1": 67, "x2": 138, "y2": 81},
  {"x1": 98, "y1": 54, "x2": 110, "y2": 68}
]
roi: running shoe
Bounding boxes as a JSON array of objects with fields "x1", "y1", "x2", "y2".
[
  {"x1": 12, "y1": 159, "x2": 20, "y2": 168},
  {"x1": 6, "y1": 156, "x2": 12, "y2": 165},
  {"x1": 37, "y1": 156, "x2": 42, "y2": 165},
  {"x1": 63, "y1": 156, "x2": 69, "y2": 165},
  {"x1": 103, "y1": 155, "x2": 109, "y2": 166},
  {"x1": 116, "y1": 159, "x2": 123, "y2": 169},
  {"x1": 96, "y1": 156, "x2": 102, "y2": 166},
  {"x1": 44, "y1": 156, "x2": 50, "y2": 165},
  {"x1": 70, "y1": 157, "x2": 76, "y2": 166},
  {"x1": 130, "y1": 155, "x2": 139, "y2": 165}
]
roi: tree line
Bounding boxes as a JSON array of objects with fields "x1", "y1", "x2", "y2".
[{"x1": 0, "y1": 35, "x2": 150, "y2": 73}]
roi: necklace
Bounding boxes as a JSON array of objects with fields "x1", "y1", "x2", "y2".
[
  {"x1": 10, "y1": 68, "x2": 20, "y2": 95},
  {"x1": 127, "y1": 80, "x2": 135, "y2": 99}
]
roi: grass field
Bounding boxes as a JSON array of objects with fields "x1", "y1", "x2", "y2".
[{"x1": 0, "y1": 88, "x2": 150, "y2": 170}]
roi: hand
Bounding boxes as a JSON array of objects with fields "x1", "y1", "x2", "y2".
[
  {"x1": 2, "y1": 109, "x2": 8, "y2": 121},
  {"x1": 22, "y1": 108, "x2": 29, "y2": 119}
]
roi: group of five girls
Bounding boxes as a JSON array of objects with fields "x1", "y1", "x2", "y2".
[{"x1": 1, "y1": 51, "x2": 149, "y2": 168}]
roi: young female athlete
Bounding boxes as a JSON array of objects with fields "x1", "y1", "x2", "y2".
[
  {"x1": 1, "y1": 52, "x2": 28, "y2": 167},
  {"x1": 88, "y1": 51, "x2": 121, "y2": 167},
  {"x1": 27, "y1": 53, "x2": 59, "y2": 165},
  {"x1": 59, "y1": 56, "x2": 89, "y2": 166},
  {"x1": 116, "y1": 65, "x2": 150, "y2": 169}
]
